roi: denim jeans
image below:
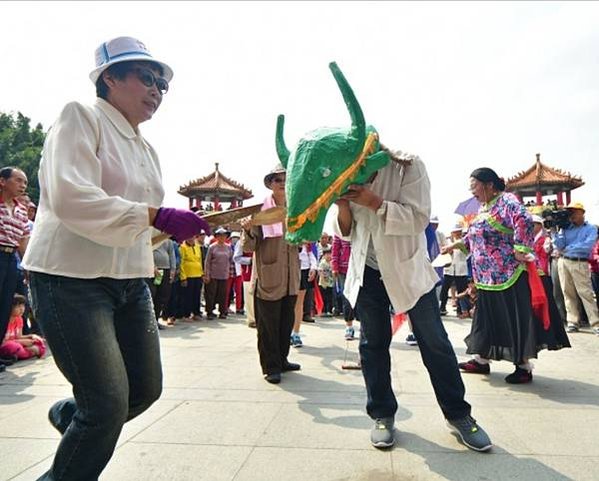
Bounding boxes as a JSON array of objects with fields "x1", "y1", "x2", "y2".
[
  {"x1": 29, "y1": 273, "x2": 163, "y2": 481},
  {"x1": 356, "y1": 266, "x2": 471, "y2": 421}
]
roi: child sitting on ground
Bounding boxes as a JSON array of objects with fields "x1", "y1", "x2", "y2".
[
  {"x1": 0, "y1": 294, "x2": 46, "y2": 361},
  {"x1": 456, "y1": 279, "x2": 478, "y2": 319}
]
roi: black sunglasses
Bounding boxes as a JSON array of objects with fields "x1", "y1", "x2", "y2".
[
  {"x1": 133, "y1": 67, "x2": 169, "y2": 95},
  {"x1": 271, "y1": 176, "x2": 286, "y2": 184}
]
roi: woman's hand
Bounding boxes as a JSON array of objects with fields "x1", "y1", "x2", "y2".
[
  {"x1": 152, "y1": 207, "x2": 211, "y2": 242},
  {"x1": 308, "y1": 269, "x2": 316, "y2": 282},
  {"x1": 240, "y1": 217, "x2": 253, "y2": 232},
  {"x1": 514, "y1": 251, "x2": 531, "y2": 263},
  {"x1": 441, "y1": 243, "x2": 455, "y2": 254},
  {"x1": 204, "y1": 275, "x2": 211, "y2": 284}
]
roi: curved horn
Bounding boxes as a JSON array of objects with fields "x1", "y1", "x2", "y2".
[
  {"x1": 329, "y1": 62, "x2": 365, "y2": 145},
  {"x1": 275, "y1": 114, "x2": 290, "y2": 168}
]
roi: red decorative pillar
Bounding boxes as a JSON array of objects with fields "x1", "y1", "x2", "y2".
[
  {"x1": 565, "y1": 190, "x2": 571, "y2": 205},
  {"x1": 231, "y1": 198, "x2": 237, "y2": 209},
  {"x1": 214, "y1": 196, "x2": 221, "y2": 211},
  {"x1": 536, "y1": 191, "x2": 542, "y2": 206},
  {"x1": 557, "y1": 191, "x2": 564, "y2": 206}
]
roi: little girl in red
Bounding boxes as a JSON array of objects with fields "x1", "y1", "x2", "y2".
[{"x1": 0, "y1": 294, "x2": 46, "y2": 360}]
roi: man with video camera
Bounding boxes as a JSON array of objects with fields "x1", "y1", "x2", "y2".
[{"x1": 552, "y1": 202, "x2": 599, "y2": 334}]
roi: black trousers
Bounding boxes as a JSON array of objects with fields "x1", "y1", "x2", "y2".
[
  {"x1": 356, "y1": 266, "x2": 471, "y2": 420},
  {"x1": 320, "y1": 286, "x2": 333, "y2": 314},
  {"x1": 148, "y1": 269, "x2": 172, "y2": 320},
  {"x1": 439, "y1": 275, "x2": 469, "y2": 313},
  {"x1": 205, "y1": 278, "x2": 227, "y2": 316},
  {"x1": 183, "y1": 277, "x2": 203, "y2": 317},
  {"x1": 0, "y1": 252, "x2": 18, "y2": 343},
  {"x1": 254, "y1": 295, "x2": 297, "y2": 375}
]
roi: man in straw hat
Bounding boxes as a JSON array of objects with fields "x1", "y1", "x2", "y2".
[
  {"x1": 553, "y1": 201, "x2": 599, "y2": 334},
  {"x1": 241, "y1": 164, "x2": 301, "y2": 384},
  {"x1": 21, "y1": 36, "x2": 210, "y2": 480}
]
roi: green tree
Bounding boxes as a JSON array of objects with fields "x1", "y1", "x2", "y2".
[{"x1": 0, "y1": 111, "x2": 46, "y2": 203}]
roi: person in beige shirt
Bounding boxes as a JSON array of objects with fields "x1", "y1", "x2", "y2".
[
  {"x1": 241, "y1": 165, "x2": 301, "y2": 384},
  {"x1": 22, "y1": 36, "x2": 208, "y2": 481}
]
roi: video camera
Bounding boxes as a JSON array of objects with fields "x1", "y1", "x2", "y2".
[{"x1": 541, "y1": 209, "x2": 571, "y2": 229}]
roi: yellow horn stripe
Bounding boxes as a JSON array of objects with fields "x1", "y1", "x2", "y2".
[{"x1": 287, "y1": 132, "x2": 378, "y2": 233}]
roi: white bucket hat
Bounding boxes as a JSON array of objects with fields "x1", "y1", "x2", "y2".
[{"x1": 89, "y1": 36, "x2": 174, "y2": 84}]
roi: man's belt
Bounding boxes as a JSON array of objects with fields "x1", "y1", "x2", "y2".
[
  {"x1": 0, "y1": 245, "x2": 16, "y2": 254},
  {"x1": 563, "y1": 255, "x2": 589, "y2": 262}
]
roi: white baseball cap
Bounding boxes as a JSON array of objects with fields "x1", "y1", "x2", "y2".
[
  {"x1": 532, "y1": 215, "x2": 544, "y2": 224},
  {"x1": 89, "y1": 36, "x2": 173, "y2": 84}
]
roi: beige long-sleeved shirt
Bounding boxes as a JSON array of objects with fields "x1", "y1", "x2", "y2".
[
  {"x1": 22, "y1": 98, "x2": 164, "y2": 279},
  {"x1": 241, "y1": 227, "x2": 300, "y2": 302},
  {"x1": 333, "y1": 156, "x2": 439, "y2": 313}
]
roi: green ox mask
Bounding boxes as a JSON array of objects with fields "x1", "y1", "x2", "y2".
[{"x1": 276, "y1": 62, "x2": 391, "y2": 244}]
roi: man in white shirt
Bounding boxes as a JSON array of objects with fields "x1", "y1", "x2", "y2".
[
  {"x1": 439, "y1": 225, "x2": 470, "y2": 316},
  {"x1": 335, "y1": 150, "x2": 491, "y2": 452}
]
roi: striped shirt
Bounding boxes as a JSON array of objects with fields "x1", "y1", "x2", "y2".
[{"x1": 0, "y1": 197, "x2": 30, "y2": 248}]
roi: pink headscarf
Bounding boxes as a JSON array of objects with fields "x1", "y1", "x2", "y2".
[{"x1": 261, "y1": 194, "x2": 284, "y2": 238}]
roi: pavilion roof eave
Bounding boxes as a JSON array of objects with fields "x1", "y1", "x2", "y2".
[
  {"x1": 506, "y1": 154, "x2": 584, "y2": 193},
  {"x1": 507, "y1": 179, "x2": 585, "y2": 193},
  {"x1": 178, "y1": 186, "x2": 253, "y2": 200}
]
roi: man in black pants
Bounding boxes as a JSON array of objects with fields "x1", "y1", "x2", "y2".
[
  {"x1": 0, "y1": 167, "x2": 30, "y2": 371},
  {"x1": 334, "y1": 151, "x2": 492, "y2": 452}
]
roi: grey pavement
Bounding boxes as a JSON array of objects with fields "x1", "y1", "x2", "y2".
[{"x1": 1, "y1": 311, "x2": 599, "y2": 480}]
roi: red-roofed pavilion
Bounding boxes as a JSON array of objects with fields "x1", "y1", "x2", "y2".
[
  {"x1": 506, "y1": 153, "x2": 584, "y2": 206},
  {"x1": 178, "y1": 162, "x2": 253, "y2": 211}
]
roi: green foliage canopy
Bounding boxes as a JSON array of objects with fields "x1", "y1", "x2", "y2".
[{"x1": 0, "y1": 111, "x2": 45, "y2": 203}]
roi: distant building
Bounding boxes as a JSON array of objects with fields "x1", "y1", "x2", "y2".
[
  {"x1": 506, "y1": 153, "x2": 584, "y2": 207},
  {"x1": 178, "y1": 162, "x2": 253, "y2": 212}
]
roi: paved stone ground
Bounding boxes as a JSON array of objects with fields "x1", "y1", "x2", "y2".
[{"x1": 1, "y1": 311, "x2": 598, "y2": 480}]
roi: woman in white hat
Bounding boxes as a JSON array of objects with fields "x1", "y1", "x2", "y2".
[{"x1": 22, "y1": 36, "x2": 209, "y2": 480}]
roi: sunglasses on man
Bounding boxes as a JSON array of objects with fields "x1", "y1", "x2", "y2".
[
  {"x1": 271, "y1": 177, "x2": 286, "y2": 184},
  {"x1": 133, "y1": 67, "x2": 169, "y2": 95}
]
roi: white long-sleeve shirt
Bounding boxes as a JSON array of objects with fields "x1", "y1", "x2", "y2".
[
  {"x1": 299, "y1": 247, "x2": 318, "y2": 270},
  {"x1": 443, "y1": 243, "x2": 469, "y2": 277},
  {"x1": 333, "y1": 156, "x2": 439, "y2": 314},
  {"x1": 22, "y1": 98, "x2": 164, "y2": 278}
]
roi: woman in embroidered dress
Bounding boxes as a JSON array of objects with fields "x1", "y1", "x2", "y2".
[{"x1": 444, "y1": 168, "x2": 569, "y2": 384}]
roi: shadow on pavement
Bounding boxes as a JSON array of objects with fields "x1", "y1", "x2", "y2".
[
  {"x1": 482, "y1": 373, "x2": 599, "y2": 407},
  {"x1": 399, "y1": 431, "x2": 573, "y2": 481}
]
